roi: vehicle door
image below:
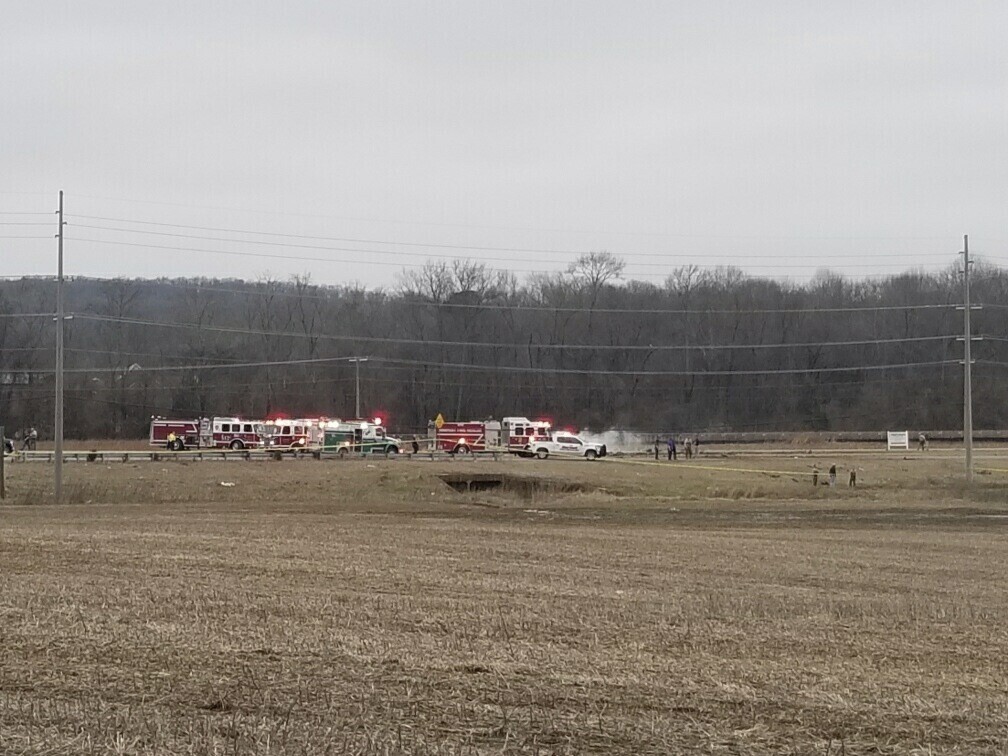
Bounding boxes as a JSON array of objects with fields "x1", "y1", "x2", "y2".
[{"x1": 555, "y1": 435, "x2": 583, "y2": 455}]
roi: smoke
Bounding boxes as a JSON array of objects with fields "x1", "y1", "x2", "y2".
[{"x1": 579, "y1": 429, "x2": 654, "y2": 454}]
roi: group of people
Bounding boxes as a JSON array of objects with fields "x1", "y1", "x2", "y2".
[
  {"x1": 812, "y1": 463, "x2": 856, "y2": 487},
  {"x1": 1, "y1": 427, "x2": 38, "y2": 454},
  {"x1": 654, "y1": 435, "x2": 699, "y2": 461},
  {"x1": 19, "y1": 427, "x2": 38, "y2": 451}
]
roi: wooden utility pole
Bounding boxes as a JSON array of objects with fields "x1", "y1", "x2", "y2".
[
  {"x1": 962, "y1": 234, "x2": 974, "y2": 481},
  {"x1": 55, "y1": 190, "x2": 65, "y2": 500},
  {"x1": 349, "y1": 357, "x2": 368, "y2": 418}
]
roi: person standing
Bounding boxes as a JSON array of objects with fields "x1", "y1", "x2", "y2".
[
  {"x1": 829, "y1": 464, "x2": 837, "y2": 486},
  {"x1": 684, "y1": 437, "x2": 693, "y2": 459},
  {"x1": 667, "y1": 437, "x2": 677, "y2": 461},
  {"x1": 29, "y1": 427, "x2": 37, "y2": 451},
  {"x1": 653, "y1": 437, "x2": 660, "y2": 461}
]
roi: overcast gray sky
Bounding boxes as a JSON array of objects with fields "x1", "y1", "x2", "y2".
[{"x1": 2, "y1": 1, "x2": 1006, "y2": 286}]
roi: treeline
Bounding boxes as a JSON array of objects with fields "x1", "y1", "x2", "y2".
[{"x1": 2, "y1": 254, "x2": 1007, "y2": 439}]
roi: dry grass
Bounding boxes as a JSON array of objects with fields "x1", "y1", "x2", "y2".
[{"x1": 1, "y1": 455, "x2": 1007, "y2": 754}]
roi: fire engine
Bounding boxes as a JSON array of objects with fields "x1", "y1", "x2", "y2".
[
  {"x1": 431, "y1": 416, "x2": 552, "y2": 455},
  {"x1": 262, "y1": 418, "x2": 326, "y2": 451},
  {"x1": 322, "y1": 418, "x2": 402, "y2": 457},
  {"x1": 150, "y1": 417, "x2": 200, "y2": 451},
  {"x1": 149, "y1": 417, "x2": 267, "y2": 451},
  {"x1": 206, "y1": 417, "x2": 268, "y2": 449}
]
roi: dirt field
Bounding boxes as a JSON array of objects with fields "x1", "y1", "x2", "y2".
[{"x1": 1, "y1": 454, "x2": 1006, "y2": 754}]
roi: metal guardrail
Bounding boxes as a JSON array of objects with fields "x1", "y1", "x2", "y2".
[
  {"x1": 8, "y1": 444, "x2": 1008, "y2": 465},
  {"x1": 4, "y1": 447, "x2": 514, "y2": 464}
]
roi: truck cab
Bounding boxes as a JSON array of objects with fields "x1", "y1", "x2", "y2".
[{"x1": 530, "y1": 433, "x2": 606, "y2": 461}]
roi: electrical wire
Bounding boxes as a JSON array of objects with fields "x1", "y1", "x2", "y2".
[
  {"x1": 67, "y1": 223, "x2": 959, "y2": 271},
  {"x1": 378, "y1": 356, "x2": 960, "y2": 377},
  {"x1": 66, "y1": 192, "x2": 960, "y2": 242},
  {"x1": 16, "y1": 354, "x2": 959, "y2": 377},
  {"x1": 70, "y1": 313, "x2": 960, "y2": 352},
  {"x1": 49, "y1": 275, "x2": 964, "y2": 314},
  {"x1": 3, "y1": 369, "x2": 958, "y2": 400},
  {"x1": 67, "y1": 215, "x2": 961, "y2": 262}
]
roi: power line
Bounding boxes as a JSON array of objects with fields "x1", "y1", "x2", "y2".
[
  {"x1": 67, "y1": 223, "x2": 959, "y2": 271},
  {"x1": 34, "y1": 274, "x2": 963, "y2": 315},
  {"x1": 21, "y1": 353, "x2": 959, "y2": 377},
  {"x1": 67, "y1": 192, "x2": 959, "y2": 242},
  {"x1": 67, "y1": 215, "x2": 960, "y2": 262},
  {"x1": 48, "y1": 275, "x2": 962, "y2": 314},
  {"x1": 65, "y1": 234, "x2": 565, "y2": 275},
  {"x1": 378, "y1": 357, "x2": 959, "y2": 377},
  {"x1": 3, "y1": 368, "x2": 957, "y2": 400},
  {"x1": 70, "y1": 313, "x2": 960, "y2": 352}
]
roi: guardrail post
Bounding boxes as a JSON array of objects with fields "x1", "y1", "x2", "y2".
[{"x1": 1, "y1": 425, "x2": 6, "y2": 500}]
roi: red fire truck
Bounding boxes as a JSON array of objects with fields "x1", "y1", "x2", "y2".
[
  {"x1": 149, "y1": 417, "x2": 267, "y2": 451},
  {"x1": 205, "y1": 417, "x2": 267, "y2": 449},
  {"x1": 262, "y1": 418, "x2": 326, "y2": 451},
  {"x1": 431, "y1": 416, "x2": 552, "y2": 455},
  {"x1": 149, "y1": 418, "x2": 200, "y2": 451}
]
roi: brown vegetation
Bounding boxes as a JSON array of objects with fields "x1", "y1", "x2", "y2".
[
  {"x1": 0, "y1": 455, "x2": 1006, "y2": 753},
  {"x1": 5, "y1": 262, "x2": 1008, "y2": 440}
]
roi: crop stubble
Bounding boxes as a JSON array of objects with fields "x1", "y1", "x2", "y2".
[{"x1": 0, "y1": 456, "x2": 1006, "y2": 754}]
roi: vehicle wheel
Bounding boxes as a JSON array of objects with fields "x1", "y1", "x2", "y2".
[
  {"x1": 456, "y1": 445, "x2": 470, "y2": 455},
  {"x1": 229, "y1": 439, "x2": 244, "y2": 450},
  {"x1": 536, "y1": 448, "x2": 549, "y2": 460},
  {"x1": 387, "y1": 446, "x2": 399, "y2": 455},
  {"x1": 168, "y1": 439, "x2": 183, "y2": 452},
  {"x1": 337, "y1": 447, "x2": 349, "y2": 459},
  {"x1": 585, "y1": 449, "x2": 597, "y2": 460}
]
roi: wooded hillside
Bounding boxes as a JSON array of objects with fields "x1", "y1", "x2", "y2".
[{"x1": 2, "y1": 255, "x2": 1006, "y2": 439}]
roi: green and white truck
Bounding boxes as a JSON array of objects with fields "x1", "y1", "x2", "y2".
[{"x1": 322, "y1": 420, "x2": 402, "y2": 457}]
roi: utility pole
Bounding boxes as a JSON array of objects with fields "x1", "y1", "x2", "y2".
[
  {"x1": 962, "y1": 234, "x2": 974, "y2": 482},
  {"x1": 348, "y1": 357, "x2": 369, "y2": 418},
  {"x1": 1, "y1": 425, "x2": 6, "y2": 500},
  {"x1": 55, "y1": 190, "x2": 65, "y2": 500}
]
